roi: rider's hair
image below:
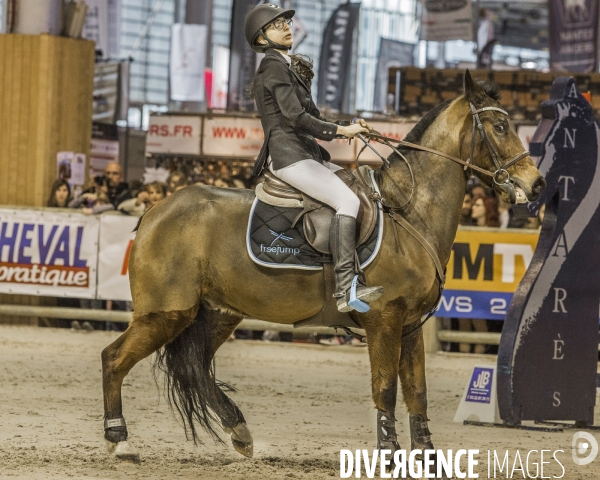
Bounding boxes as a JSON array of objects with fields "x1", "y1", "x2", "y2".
[{"x1": 246, "y1": 53, "x2": 315, "y2": 100}]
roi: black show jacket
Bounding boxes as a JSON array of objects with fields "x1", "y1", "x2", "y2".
[{"x1": 252, "y1": 49, "x2": 340, "y2": 173}]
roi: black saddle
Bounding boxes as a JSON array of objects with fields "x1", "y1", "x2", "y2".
[{"x1": 257, "y1": 166, "x2": 378, "y2": 254}]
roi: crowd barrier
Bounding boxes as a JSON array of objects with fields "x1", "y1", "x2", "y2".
[{"x1": 0, "y1": 206, "x2": 540, "y2": 309}]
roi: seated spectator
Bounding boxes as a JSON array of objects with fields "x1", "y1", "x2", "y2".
[
  {"x1": 69, "y1": 175, "x2": 115, "y2": 215},
  {"x1": 213, "y1": 176, "x2": 235, "y2": 188},
  {"x1": 104, "y1": 162, "x2": 131, "y2": 207},
  {"x1": 46, "y1": 179, "x2": 72, "y2": 208},
  {"x1": 118, "y1": 181, "x2": 167, "y2": 216},
  {"x1": 457, "y1": 193, "x2": 500, "y2": 354},
  {"x1": 173, "y1": 177, "x2": 190, "y2": 193},
  {"x1": 459, "y1": 190, "x2": 474, "y2": 226},
  {"x1": 167, "y1": 171, "x2": 185, "y2": 194}
]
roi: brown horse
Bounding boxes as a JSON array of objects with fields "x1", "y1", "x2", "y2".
[{"x1": 101, "y1": 71, "x2": 545, "y2": 461}]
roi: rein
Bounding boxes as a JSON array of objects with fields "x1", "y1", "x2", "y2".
[
  {"x1": 348, "y1": 103, "x2": 530, "y2": 340},
  {"x1": 357, "y1": 102, "x2": 530, "y2": 194}
]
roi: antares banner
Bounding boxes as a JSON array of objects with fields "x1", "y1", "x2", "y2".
[
  {"x1": 316, "y1": 2, "x2": 361, "y2": 111},
  {"x1": 549, "y1": 0, "x2": 599, "y2": 73},
  {"x1": 0, "y1": 208, "x2": 99, "y2": 298},
  {"x1": 437, "y1": 228, "x2": 539, "y2": 320}
]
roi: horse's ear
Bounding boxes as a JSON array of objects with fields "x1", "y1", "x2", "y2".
[{"x1": 464, "y1": 69, "x2": 486, "y2": 104}]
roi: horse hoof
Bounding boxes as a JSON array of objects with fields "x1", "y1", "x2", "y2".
[
  {"x1": 226, "y1": 422, "x2": 253, "y2": 458},
  {"x1": 105, "y1": 439, "x2": 117, "y2": 454},
  {"x1": 114, "y1": 441, "x2": 140, "y2": 464}
]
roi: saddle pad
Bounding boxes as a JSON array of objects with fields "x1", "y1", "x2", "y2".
[{"x1": 246, "y1": 172, "x2": 384, "y2": 270}]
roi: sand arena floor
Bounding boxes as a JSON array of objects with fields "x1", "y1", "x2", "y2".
[{"x1": 0, "y1": 325, "x2": 598, "y2": 479}]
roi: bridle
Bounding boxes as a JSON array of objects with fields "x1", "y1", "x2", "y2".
[
  {"x1": 468, "y1": 103, "x2": 530, "y2": 201},
  {"x1": 357, "y1": 100, "x2": 531, "y2": 205}
]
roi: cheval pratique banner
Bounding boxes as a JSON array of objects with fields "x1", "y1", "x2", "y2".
[
  {"x1": 0, "y1": 208, "x2": 99, "y2": 298},
  {"x1": 0, "y1": 208, "x2": 540, "y2": 316}
]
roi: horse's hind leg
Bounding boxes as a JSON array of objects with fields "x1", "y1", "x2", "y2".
[
  {"x1": 204, "y1": 308, "x2": 252, "y2": 457},
  {"x1": 101, "y1": 306, "x2": 197, "y2": 460},
  {"x1": 153, "y1": 303, "x2": 252, "y2": 457},
  {"x1": 399, "y1": 328, "x2": 434, "y2": 452}
]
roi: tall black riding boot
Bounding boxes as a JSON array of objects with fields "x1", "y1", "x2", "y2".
[{"x1": 330, "y1": 214, "x2": 383, "y2": 313}]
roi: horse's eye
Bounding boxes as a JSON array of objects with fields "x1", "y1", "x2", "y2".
[{"x1": 494, "y1": 124, "x2": 506, "y2": 134}]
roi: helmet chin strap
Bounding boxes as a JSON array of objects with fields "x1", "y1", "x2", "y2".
[{"x1": 258, "y1": 28, "x2": 292, "y2": 51}]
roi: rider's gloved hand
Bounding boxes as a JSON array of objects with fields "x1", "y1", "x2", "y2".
[
  {"x1": 353, "y1": 117, "x2": 374, "y2": 132},
  {"x1": 337, "y1": 123, "x2": 369, "y2": 138}
]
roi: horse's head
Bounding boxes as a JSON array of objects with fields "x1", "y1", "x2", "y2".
[{"x1": 462, "y1": 70, "x2": 546, "y2": 204}]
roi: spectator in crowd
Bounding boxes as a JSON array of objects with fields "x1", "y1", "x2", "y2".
[
  {"x1": 104, "y1": 162, "x2": 131, "y2": 207},
  {"x1": 214, "y1": 176, "x2": 235, "y2": 188},
  {"x1": 68, "y1": 175, "x2": 115, "y2": 215},
  {"x1": 167, "y1": 171, "x2": 185, "y2": 194},
  {"x1": 470, "y1": 193, "x2": 500, "y2": 228},
  {"x1": 459, "y1": 190, "x2": 474, "y2": 226},
  {"x1": 118, "y1": 181, "x2": 167, "y2": 216},
  {"x1": 46, "y1": 179, "x2": 72, "y2": 208},
  {"x1": 457, "y1": 193, "x2": 500, "y2": 354},
  {"x1": 173, "y1": 177, "x2": 190, "y2": 193}
]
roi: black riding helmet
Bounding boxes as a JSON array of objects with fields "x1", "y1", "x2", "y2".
[{"x1": 244, "y1": 4, "x2": 295, "y2": 53}]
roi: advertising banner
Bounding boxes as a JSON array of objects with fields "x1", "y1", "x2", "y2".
[
  {"x1": 227, "y1": 0, "x2": 260, "y2": 111},
  {"x1": 0, "y1": 208, "x2": 99, "y2": 298},
  {"x1": 202, "y1": 116, "x2": 264, "y2": 157},
  {"x1": 373, "y1": 39, "x2": 414, "y2": 112},
  {"x1": 145, "y1": 115, "x2": 202, "y2": 155},
  {"x1": 316, "y1": 2, "x2": 361, "y2": 111},
  {"x1": 170, "y1": 24, "x2": 208, "y2": 102},
  {"x1": 355, "y1": 122, "x2": 417, "y2": 163},
  {"x1": 549, "y1": 0, "x2": 598, "y2": 73},
  {"x1": 97, "y1": 215, "x2": 138, "y2": 301},
  {"x1": 437, "y1": 228, "x2": 539, "y2": 320},
  {"x1": 420, "y1": 0, "x2": 473, "y2": 42}
]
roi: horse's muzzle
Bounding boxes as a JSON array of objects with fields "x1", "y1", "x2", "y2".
[{"x1": 529, "y1": 175, "x2": 546, "y2": 201}]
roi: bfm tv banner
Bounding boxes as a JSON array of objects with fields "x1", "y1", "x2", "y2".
[{"x1": 0, "y1": 209, "x2": 540, "y2": 309}]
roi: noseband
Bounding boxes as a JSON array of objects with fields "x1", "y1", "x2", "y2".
[{"x1": 468, "y1": 103, "x2": 530, "y2": 197}]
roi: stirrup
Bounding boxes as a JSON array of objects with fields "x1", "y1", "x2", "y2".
[{"x1": 349, "y1": 275, "x2": 370, "y2": 313}]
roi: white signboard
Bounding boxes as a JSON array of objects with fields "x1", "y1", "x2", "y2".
[
  {"x1": 0, "y1": 208, "x2": 98, "y2": 298},
  {"x1": 97, "y1": 215, "x2": 138, "y2": 301},
  {"x1": 420, "y1": 0, "x2": 473, "y2": 42},
  {"x1": 202, "y1": 117, "x2": 264, "y2": 157},
  {"x1": 146, "y1": 115, "x2": 202, "y2": 155},
  {"x1": 356, "y1": 122, "x2": 417, "y2": 163},
  {"x1": 316, "y1": 136, "x2": 357, "y2": 163},
  {"x1": 517, "y1": 125, "x2": 538, "y2": 151},
  {"x1": 90, "y1": 138, "x2": 119, "y2": 177}
]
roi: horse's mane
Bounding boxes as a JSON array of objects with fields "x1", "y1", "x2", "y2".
[{"x1": 403, "y1": 79, "x2": 501, "y2": 145}]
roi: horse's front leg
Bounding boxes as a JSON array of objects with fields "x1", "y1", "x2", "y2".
[
  {"x1": 399, "y1": 327, "x2": 434, "y2": 453},
  {"x1": 362, "y1": 309, "x2": 404, "y2": 453}
]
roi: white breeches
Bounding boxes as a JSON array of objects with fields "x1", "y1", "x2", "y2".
[{"x1": 269, "y1": 159, "x2": 360, "y2": 218}]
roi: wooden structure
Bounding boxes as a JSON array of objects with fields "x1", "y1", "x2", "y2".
[
  {"x1": 0, "y1": 34, "x2": 95, "y2": 324},
  {"x1": 0, "y1": 34, "x2": 95, "y2": 206},
  {"x1": 389, "y1": 67, "x2": 600, "y2": 121}
]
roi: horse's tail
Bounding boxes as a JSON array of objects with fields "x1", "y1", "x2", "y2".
[{"x1": 152, "y1": 302, "x2": 236, "y2": 444}]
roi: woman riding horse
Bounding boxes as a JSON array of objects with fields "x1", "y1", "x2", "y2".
[{"x1": 244, "y1": 4, "x2": 383, "y2": 313}]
